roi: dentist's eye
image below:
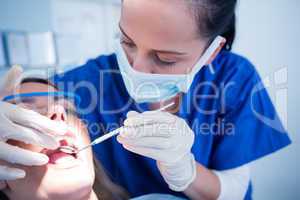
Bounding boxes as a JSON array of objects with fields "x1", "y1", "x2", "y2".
[{"x1": 155, "y1": 55, "x2": 177, "y2": 66}]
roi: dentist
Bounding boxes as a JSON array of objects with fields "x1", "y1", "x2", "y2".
[{"x1": 0, "y1": 0, "x2": 291, "y2": 200}]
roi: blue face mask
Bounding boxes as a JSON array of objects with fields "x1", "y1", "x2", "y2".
[{"x1": 115, "y1": 36, "x2": 225, "y2": 103}]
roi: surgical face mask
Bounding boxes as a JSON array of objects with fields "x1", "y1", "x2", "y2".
[{"x1": 115, "y1": 36, "x2": 225, "y2": 103}]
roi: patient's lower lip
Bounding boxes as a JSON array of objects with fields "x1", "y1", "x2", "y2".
[{"x1": 49, "y1": 152, "x2": 76, "y2": 164}]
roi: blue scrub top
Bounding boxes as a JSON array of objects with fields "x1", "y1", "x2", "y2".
[{"x1": 53, "y1": 51, "x2": 291, "y2": 200}]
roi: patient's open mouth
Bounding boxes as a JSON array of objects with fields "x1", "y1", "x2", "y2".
[{"x1": 42, "y1": 139, "x2": 78, "y2": 165}]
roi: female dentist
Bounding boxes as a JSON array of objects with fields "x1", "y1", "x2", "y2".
[{"x1": 0, "y1": 0, "x2": 291, "y2": 199}]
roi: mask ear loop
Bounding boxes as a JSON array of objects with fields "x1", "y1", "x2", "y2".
[{"x1": 190, "y1": 36, "x2": 226, "y2": 75}]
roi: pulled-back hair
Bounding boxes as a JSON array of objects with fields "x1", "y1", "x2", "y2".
[{"x1": 188, "y1": 0, "x2": 237, "y2": 50}]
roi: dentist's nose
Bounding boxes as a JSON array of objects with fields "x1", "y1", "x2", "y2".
[
  {"x1": 131, "y1": 55, "x2": 154, "y2": 74},
  {"x1": 126, "y1": 49, "x2": 154, "y2": 74},
  {"x1": 48, "y1": 105, "x2": 67, "y2": 122}
]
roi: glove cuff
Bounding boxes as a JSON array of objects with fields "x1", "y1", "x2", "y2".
[{"x1": 157, "y1": 153, "x2": 196, "y2": 192}]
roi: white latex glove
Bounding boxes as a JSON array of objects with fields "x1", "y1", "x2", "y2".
[
  {"x1": 0, "y1": 66, "x2": 66, "y2": 182},
  {"x1": 117, "y1": 110, "x2": 196, "y2": 191}
]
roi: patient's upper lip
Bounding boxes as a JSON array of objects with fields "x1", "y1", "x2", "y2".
[
  {"x1": 55, "y1": 129, "x2": 77, "y2": 144},
  {"x1": 64, "y1": 130, "x2": 76, "y2": 138},
  {"x1": 41, "y1": 126, "x2": 79, "y2": 156},
  {"x1": 42, "y1": 138, "x2": 77, "y2": 155}
]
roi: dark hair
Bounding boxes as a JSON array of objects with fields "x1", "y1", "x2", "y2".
[
  {"x1": 188, "y1": 0, "x2": 237, "y2": 50},
  {"x1": 93, "y1": 158, "x2": 129, "y2": 200},
  {"x1": 21, "y1": 77, "x2": 59, "y2": 90},
  {"x1": 0, "y1": 191, "x2": 9, "y2": 200}
]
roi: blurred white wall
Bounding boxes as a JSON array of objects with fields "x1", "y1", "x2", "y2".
[
  {"x1": 0, "y1": 0, "x2": 52, "y2": 32},
  {"x1": 51, "y1": 0, "x2": 120, "y2": 69},
  {"x1": 233, "y1": 0, "x2": 300, "y2": 199},
  {"x1": 0, "y1": 0, "x2": 120, "y2": 73},
  {"x1": 0, "y1": 0, "x2": 53, "y2": 76}
]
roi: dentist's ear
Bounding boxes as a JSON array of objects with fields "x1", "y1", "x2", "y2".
[{"x1": 205, "y1": 38, "x2": 226, "y2": 65}]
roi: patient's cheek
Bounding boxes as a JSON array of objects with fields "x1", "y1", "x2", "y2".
[
  {"x1": 68, "y1": 118, "x2": 94, "y2": 164},
  {"x1": 68, "y1": 117, "x2": 91, "y2": 144}
]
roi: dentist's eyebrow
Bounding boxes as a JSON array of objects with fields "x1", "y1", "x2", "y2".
[
  {"x1": 119, "y1": 24, "x2": 133, "y2": 41},
  {"x1": 118, "y1": 24, "x2": 187, "y2": 55},
  {"x1": 154, "y1": 49, "x2": 187, "y2": 55}
]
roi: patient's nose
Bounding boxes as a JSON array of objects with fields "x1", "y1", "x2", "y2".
[{"x1": 48, "y1": 105, "x2": 67, "y2": 122}]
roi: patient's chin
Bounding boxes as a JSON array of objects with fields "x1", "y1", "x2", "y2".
[
  {"x1": 6, "y1": 156, "x2": 95, "y2": 200},
  {"x1": 42, "y1": 162, "x2": 95, "y2": 199},
  {"x1": 46, "y1": 178, "x2": 94, "y2": 200}
]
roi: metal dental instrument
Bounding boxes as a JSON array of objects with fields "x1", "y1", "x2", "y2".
[{"x1": 59, "y1": 102, "x2": 175, "y2": 154}]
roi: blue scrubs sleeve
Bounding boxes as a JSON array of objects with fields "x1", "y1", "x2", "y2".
[{"x1": 211, "y1": 65, "x2": 291, "y2": 170}]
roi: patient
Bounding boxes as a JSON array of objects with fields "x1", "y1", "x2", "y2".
[
  {"x1": 0, "y1": 77, "x2": 186, "y2": 200},
  {"x1": 0, "y1": 78, "x2": 128, "y2": 200}
]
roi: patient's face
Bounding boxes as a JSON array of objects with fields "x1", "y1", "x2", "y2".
[{"x1": 2, "y1": 82, "x2": 95, "y2": 200}]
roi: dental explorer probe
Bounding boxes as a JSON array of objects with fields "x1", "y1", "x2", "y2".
[{"x1": 59, "y1": 102, "x2": 175, "y2": 154}]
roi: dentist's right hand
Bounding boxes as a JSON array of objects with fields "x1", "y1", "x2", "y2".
[{"x1": 0, "y1": 66, "x2": 66, "y2": 182}]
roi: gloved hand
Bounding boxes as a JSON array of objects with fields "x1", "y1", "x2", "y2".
[
  {"x1": 0, "y1": 66, "x2": 66, "y2": 183},
  {"x1": 117, "y1": 110, "x2": 196, "y2": 191}
]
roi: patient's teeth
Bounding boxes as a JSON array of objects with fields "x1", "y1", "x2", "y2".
[{"x1": 54, "y1": 155, "x2": 75, "y2": 164}]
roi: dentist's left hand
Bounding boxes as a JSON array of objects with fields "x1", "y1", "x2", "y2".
[
  {"x1": 0, "y1": 66, "x2": 66, "y2": 183},
  {"x1": 117, "y1": 110, "x2": 196, "y2": 192}
]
